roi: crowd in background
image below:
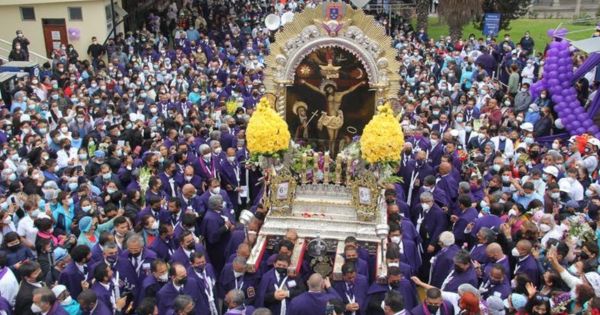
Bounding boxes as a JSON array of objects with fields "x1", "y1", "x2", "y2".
[{"x1": 0, "y1": 0, "x2": 600, "y2": 315}]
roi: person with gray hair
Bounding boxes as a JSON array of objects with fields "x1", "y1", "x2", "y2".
[
  {"x1": 417, "y1": 190, "x2": 448, "y2": 259},
  {"x1": 224, "y1": 289, "x2": 255, "y2": 314},
  {"x1": 429, "y1": 231, "x2": 461, "y2": 288},
  {"x1": 173, "y1": 294, "x2": 195, "y2": 314},
  {"x1": 471, "y1": 227, "x2": 497, "y2": 265},
  {"x1": 200, "y1": 181, "x2": 236, "y2": 272},
  {"x1": 31, "y1": 287, "x2": 59, "y2": 314},
  {"x1": 287, "y1": 273, "x2": 339, "y2": 315},
  {"x1": 218, "y1": 255, "x2": 258, "y2": 305}
]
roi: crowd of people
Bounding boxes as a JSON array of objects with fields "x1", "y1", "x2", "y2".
[{"x1": 1, "y1": 0, "x2": 600, "y2": 314}]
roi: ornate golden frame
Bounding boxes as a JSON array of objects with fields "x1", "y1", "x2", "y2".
[
  {"x1": 263, "y1": 2, "x2": 401, "y2": 118},
  {"x1": 268, "y1": 168, "x2": 297, "y2": 216},
  {"x1": 350, "y1": 172, "x2": 379, "y2": 222}
]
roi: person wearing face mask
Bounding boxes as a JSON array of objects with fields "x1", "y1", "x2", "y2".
[
  {"x1": 512, "y1": 239, "x2": 541, "y2": 287},
  {"x1": 331, "y1": 262, "x2": 369, "y2": 315},
  {"x1": 256, "y1": 254, "x2": 306, "y2": 314},
  {"x1": 30, "y1": 286, "x2": 69, "y2": 315},
  {"x1": 220, "y1": 146, "x2": 245, "y2": 212},
  {"x1": 388, "y1": 223, "x2": 421, "y2": 274},
  {"x1": 51, "y1": 284, "x2": 80, "y2": 315},
  {"x1": 170, "y1": 230, "x2": 207, "y2": 270},
  {"x1": 287, "y1": 273, "x2": 341, "y2": 315},
  {"x1": 429, "y1": 231, "x2": 460, "y2": 289},
  {"x1": 490, "y1": 127, "x2": 515, "y2": 159},
  {"x1": 139, "y1": 259, "x2": 169, "y2": 304},
  {"x1": 88, "y1": 241, "x2": 138, "y2": 300},
  {"x1": 187, "y1": 251, "x2": 220, "y2": 315},
  {"x1": 120, "y1": 234, "x2": 156, "y2": 286},
  {"x1": 194, "y1": 144, "x2": 218, "y2": 187},
  {"x1": 14, "y1": 260, "x2": 45, "y2": 315},
  {"x1": 365, "y1": 266, "x2": 418, "y2": 314},
  {"x1": 198, "y1": 178, "x2": 233, "y2": 217},
  {"x1": 218, "y1": 256, "x2": 258, "y2": 308},
  {"x1": 58, "y1": 244, "x2": 91, "y2": 300},
  {"x1": 199, "y1": 194, "x2": 235, "y2": 274},
  {"x1": 409, "y1": 287, "x2": 454, "y2": 315}
]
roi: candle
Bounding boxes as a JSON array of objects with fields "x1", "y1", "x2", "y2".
[
  {"x1": 301, "y1": 153, "x2": 308, "y2": 184},
  {"x1": 346, "y1": 158, "x2": 352, "y2": 185},
  {"x1": 323, "y1": 152, "x2": 330, "y2": 184},
  {"x1": 335, "y1": 154, "x2": 342, "y2": 185},
  {"x1": 313, "y1": 152, "x2": 319, "y2": 184}
]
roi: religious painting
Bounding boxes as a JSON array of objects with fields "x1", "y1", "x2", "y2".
[{"x1": 286, "y1": 46, "x2": 375, "y2": 154}]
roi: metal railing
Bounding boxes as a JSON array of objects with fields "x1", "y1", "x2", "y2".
[{"x1": 0, "y1": 38, "x2": 50, "y2": 65}]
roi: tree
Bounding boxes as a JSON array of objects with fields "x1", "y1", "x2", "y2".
[
  {"x1": 474, "y1": 0, "x2": 532, "y2": 32},
  {"x1": 438, "y1": 0, "x2": 482, "y2": 41},
  {"x1": 416, "y1": 0, "x2": 429, "y2": 33}
]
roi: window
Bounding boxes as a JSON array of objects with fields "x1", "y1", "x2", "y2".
[
  {"x1": 68, "y1": 7, "x2": 83, "y2": 21},
  {"x1": 20, "y1": 7, "x2": 35, "y2": 21}
]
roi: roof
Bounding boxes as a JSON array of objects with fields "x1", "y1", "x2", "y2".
[
  {"x1": 0, "y1": 72, "x2": 16, "y2": 83},
  {"x1": 570, "y1": 37, "x2": 600, "y2": 54},
  {"x1": 0, "y1": 61, "x2": 38, "y2": 68},
  {"x1": 0, "y1": 0, "x2": 99, "y2": 6}
]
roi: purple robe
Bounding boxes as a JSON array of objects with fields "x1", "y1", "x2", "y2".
[
  {"x1": 59, "y1": 262, "x2": 88, "y2": 299},
  {"x1": 452, "y1": 207, "x2": 478, "y2": 244},
  {"x1": 332, "y1": 274, "x2": 369, "y2": 315},
  {"x1": 469, "y1": 243, "x2": 490, "y2": 265},
  {"x1": 430, "y1": 245, "x2": 460, "y2": 288},
  {"x1": 479, "y1": 279, "x2": 512, "y2": 299},
  {"x1": 410, "y1": 301, "x2": 455, "y2": 315},
  {"x1": 149, "y1": 235, "x2": 176, "y2": 262},
  {"x1": 169, "y1": 244, "x2": 207, "y2": 269},
  {"x1": 89, "y1": 259, "x2": 139, "y2": 299},
  {"x1": 255, "y1": 268, "x2": 304, "y2": 315},
  {"x1": 427, "y1": 143, "x2": 445, "y2": 168},
  {"x1": 418, "y1": 204, "x2": 448, "y2": 248},
  {"x1": 224, "y1": 306, "x2": 256, "y2": 315},
  {"x1": 198, "y1": 190, "x2": 234, "y2": 217},
  {"x1": 90, "y1": 300, "x2": 112, "y2": 315},
  {"x1": 437, "y1": 174, "x2": 458, "y2": 203},
  {"x1": 218, "y1": 263, "x2": 258, "y2": 304},
  {"x1": 219, "y1": 159, "x2": 242, "y2": 208},
  {"x1": 483, "y1": 256, "x2": 511, "y2": 282},
  {"x1": 175, "y1": 173, "x2": 203, "y2": 189},
  {"x1": 365, "y1": 280, "x2": 418, "y2": 315},
  {"x1": 119, "y1": 248, "x2": 157, "y2": 287},
  {"x1": 157, "y1": 279, "x2": 206, "y2": 315},
  {"x1": 200, "y1": 208, "x2": 235, "y2": 272},
  {"x1": 224, "y1": 227, "x2": 246, "y2": 259},
  {"x1": 514, "y1": 255, "x2": 540, "y2": 287},
  {"x1": 288, "y1": 289, "x2": 341, "y2": 315},
  {"x1": 138, "y1": 275, "x2": 165, "y2": 305},
  {"x1": 159, "y1": 172, "x2": 179, "y2": 199},
  {"x1": 471, "y1": 214, "x2": 502, "y2": 237},
  {"x1": 440, "y1": 266, "x2": 478, "y2": 293},
  {"x1": 399, "y1": 239, "x2": 421, "y2": 273}
]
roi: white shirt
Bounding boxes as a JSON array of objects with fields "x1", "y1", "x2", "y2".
[
  {"x1": 0, "y1": 267, "x2": 19, "y2": 306},
  {"x1": 17, "y1": 215, "x2": 38, "y2": 245},
  {"x1": 56, "y1": 148, "x2": 79, "y2": 169},
  {"x1": 558, "y1": 177, "x2": 584, "y2": 201},
  {"x1": 490, "y1": 136, "x2": 514, "y2": 158}
]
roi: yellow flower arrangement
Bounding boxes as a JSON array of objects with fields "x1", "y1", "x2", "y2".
[
  {"x1": 246, "y1": 97, "x2": 291, "y2": 156},
  {"x1": 225, "y1": 99, "x2": 239, "y2": 115},
  {"x1": 360, "y1": 103, "x2": 404, "y2": 164}
]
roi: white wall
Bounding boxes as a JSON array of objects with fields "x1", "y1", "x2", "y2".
[{"x1": 0, "y1": 0, "x2": 124, "y2": 64}]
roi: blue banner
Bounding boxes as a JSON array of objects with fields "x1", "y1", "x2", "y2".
[{"x1": 483, "y1": 13, "x2": 501, "y2": 37}]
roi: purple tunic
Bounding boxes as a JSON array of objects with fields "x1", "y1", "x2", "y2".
[{"x1": 332, "y1": 274, "x2": 369, "y2": 315}]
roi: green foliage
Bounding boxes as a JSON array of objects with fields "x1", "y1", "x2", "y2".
[{"x1": 474, "y1": 0, "x2": 532, "y2": 31}]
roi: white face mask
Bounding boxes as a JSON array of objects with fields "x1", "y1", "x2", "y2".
[
  {"x1": 390, "y1": 236, "x2": 401, "y2": 244},
  {"x1": 422, "y1": 203, "x2": 431, "y2": 211},
  {"x1": 61, "y1": 296, "x2": 73, "y2": 306},
  {"x1": 158, "y1": 273, "x2": 169, "y2": 282},
  {"x1": 31, "y1": 304, "x2": 42, "y2": 313},
  {"x1": 150, "y1": 221, "x2": 159, "y2": 230},
  {"x1": 211, "y1": 187, "x2": 221, "y2": 194},
  {"x1": 539, "y1": 223, "x2": 551, "y2": 233},
  {"x1": 511, "y1": 247, "x2": 520, "y2": 257}
]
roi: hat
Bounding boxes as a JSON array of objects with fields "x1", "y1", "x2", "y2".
[
  {"x1": 94, "y1": 150, "x2": 105, "y2": 159},
  {"x1": 559, "y1": 180, "x2": 571, "y2": 192},
  {"x1": 520, "y1": 122, "x2": 533, "y2": 132},
  {"x1": 94, "y1": 118, "x2": 105, "y2": 127},
  {"x1": 589, "y1": 183, "x2": 600, "y2": 195},
  {"x1": 53, "y1": 247, "x2": 69, "y2": 263},
  {"x1": 487, "y1": 296, "x2": 505, "y2": 315},
  {"x1": 78, "y1": 216, "x2": 93, "y2": 233},
  {"x1": 504, "y1": 293, "x2": 527, "y2": 310},
  {"x1": 529, "y1": 104, "x2": 539, "y2": 112},
  {"x1": 543, "y1": 166, "x2": 559, "y2": 178},
  {"x1": 584, "y1": 272, "x2": 600, "y2": 296},
  {"x1": 292, "y1": 101, "x2": 308, "y2": 115},
  {"x1": 51, "y1": 285, "x2": 67, "y2": 298},
  {"x1": 589, "y1": 137, "x2": 600, "y2": 148},
  {"x1": 565, "y1": 200, "x2": 579, "y2": 209}
]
